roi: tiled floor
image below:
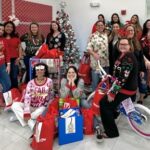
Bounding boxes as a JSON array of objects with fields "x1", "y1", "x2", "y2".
[{"x1": 0, "y1": 97, "x2": 150, "y2": 150}]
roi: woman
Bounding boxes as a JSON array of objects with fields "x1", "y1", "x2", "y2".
[
  {"x1": 108, "y1": 23, "x2": 121, "y2": 75},
  {"x1": 99, "y1": 38, "x2": 138, "y2": 138},
  {"x1": 141, "y1": 31, "x2": 150, "y2": 99},
  {"x1": 87, "y1": 20, "x2": 109, "y2": 91},
  {"x1": 20, "y1": 22, "x2": 45, "y2": 82},
  {"x1": 3, "y1": 21, "x2": 23, "y2": 88},
  {"x1": 125, "y1": 24, "x2": 146, "y2": 104},
  {"x1": 142, "y1": 19, "x2": 150, "y2": 38},
  {"x1": 0, "y1": 23, "x2": 11, "y2": 107},
  {"x1": 92, "y1": 14, "x2": 106, "y2": 33},
  {"x1": 129, "y1": 14, "x2": 142, "y2": 40},
  {"x1": 107, "y1": 13, "x2": 124, "y2": 30},
  {"x1": 60, "y1": 66, "x2": 87, "y2": 107},
  {"x1": 10, "y1": 63, "x2": 53, "y2": 130},
  {"x1": 46, "y1": 21, "x2": 66, "y2": 51}
]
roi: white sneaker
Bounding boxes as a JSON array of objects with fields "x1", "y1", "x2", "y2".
[{"x1": 9, "y1": 115, "x2": 18, "y2": 122}]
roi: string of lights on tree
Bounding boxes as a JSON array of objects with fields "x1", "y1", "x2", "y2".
[{"x1": 56, "y1": 1, "x2": 80, "y2": 69}]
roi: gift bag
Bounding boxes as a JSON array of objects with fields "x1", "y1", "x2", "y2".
[
  {"x1": 35, "y1": 44, "x2": 64, "y2": 59},
  {"x1": 81, "y1": 108, "x2": 95, "y2": 135},
  {"x1": 78, "y1": 52, "x2": 91, "y2": 84},
  {"x1": 46, "y1": 97, "x2": 59, "y2": 117},
  {"x1": 59, "y1": 97, "x2": 80, "y2": 110},
  {"x1": 18, "y1": 83, "x2": 27, "y2": 94},
  {"x1": 11, "y1": 88, "x2": 22, "y2": 102},
  {"x1": 3, "y1": 90, "x2": 13, "y2": 109},
  {"x1": 31, "y1": 114, "x2": 56, "y2": 150},
  {"x1": 58, "y1": 108, "x2": 83, "y2": 145}
]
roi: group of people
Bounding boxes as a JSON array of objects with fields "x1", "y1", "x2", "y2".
[
  {"x1": 0, "y1": 12, "x2": 150, "y2": 144},
  {"x1": 87, "y1": 13, "x2": 150, "y2": 140},
  {"x1": 0, "y1": 20, "x2": 66, "y2": 129}
]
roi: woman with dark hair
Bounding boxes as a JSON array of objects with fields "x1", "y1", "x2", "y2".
[
  {"x1": 46, "y1": 21, "x2": 66, "y2": 51},
  {"x1": 107, "y1": 13, "x2": 124, "y2": 29},
  {"x1": 3, "y1": 21, "x2": 23, "y2": 88},
  {"x1": 60, "y1": 66, "x2": 86, "y2": 106},
  {"x1": 20, "y1": 22, "x2": 45, "y2": 82},
  {"x1": 142, "y1": 19, "x2": 150, "y2": 37},
  {"x1": 140, "y1": 31, "x2": 150, "y2": 99},
  {"x1": 10, "y1": 63, "x2": 53, "y2": 130},
  {"x1": 0, "y1": 23, "x2": 11, "y2": 107}
]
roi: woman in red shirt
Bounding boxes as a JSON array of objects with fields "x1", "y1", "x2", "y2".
[
  {"x1": 0, "y1": 23, "x2": 11, "y2": 107},
  {"x1": 3, "y1": 21, "x2": 22, "y2": 88}
]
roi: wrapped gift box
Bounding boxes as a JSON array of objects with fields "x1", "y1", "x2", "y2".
[{"x1": 58, "y1": 108, "x2": 83, "y2": 145}]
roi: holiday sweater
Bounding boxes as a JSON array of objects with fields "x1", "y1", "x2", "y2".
[
  {"x1": 5, "y1": 37, "x2": 21, "y2": 58},
  {"x1": 87, "y1": 31, "x2": 109, "y2": 69},
  {"x1": 46, "y1": 32, "x2": 66, "y2": 51},
  {"x1": 0, "y1": 38, "x2": 10, "y2": 66},
  {"x1": 108, "y1": 52, "x2": 138, "y2": 99},
  {"x1": 141, "y1": 37, "x2": 150, "y2": 61},
  {"x1": 23, "y1": 78, "x2": 53, "y2": 115},
  {"x1": 60, "y1": 78, "x2": 84, "y2": 99},
  {"x1": 20, "y1": 33, "x2": 45, "y2": 56}
]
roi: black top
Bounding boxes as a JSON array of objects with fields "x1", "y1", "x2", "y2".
[
  {"x1": 110, "y1": 52, "x2": 138, "y2": 96},
  {"x1": 46, "y1": 32, "x2": 66, "y2": 51}
]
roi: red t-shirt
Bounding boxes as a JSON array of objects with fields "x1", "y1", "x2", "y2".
[
  {"x1": 5, "y1": 37, "x2": 21, "y2": 58},
  {"x1": 0, "y1": 38, "x2": 10, "y2": 66}
]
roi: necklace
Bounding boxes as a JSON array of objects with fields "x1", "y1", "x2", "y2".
[{"x1": 36, "y1": 77, "x2": 45, "y2": 83}]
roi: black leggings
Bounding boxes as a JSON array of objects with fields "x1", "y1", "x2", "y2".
[{"x1": 100, "y1": 93, "x2": 135, "y2": 138}]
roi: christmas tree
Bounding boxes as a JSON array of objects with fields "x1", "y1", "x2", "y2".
[{"x1": 56, "y1": 2, "x2": 80, "y2": 69}]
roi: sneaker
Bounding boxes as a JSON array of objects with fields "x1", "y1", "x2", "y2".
[
  {"x1": 95, "y1": 126, "x2": 104, "y2": 143},
  {"x1": 9, "y1": 115, "x2": 18, "y2": 122}
]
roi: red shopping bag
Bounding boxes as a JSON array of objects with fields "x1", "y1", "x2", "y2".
[
  {"x1": 31, "y1": 114, "x2": 56, "y2": 150},
  {"x1": 11, "y1": 88, "x2": 22, "y2": 102},
  {"x1": 18, "y1": 83, "x2": 27, "y2": 94},
  {"x1": 35, "y1": 44, "x2": 64, "y2": 59},
  {"x1": 47, "y1": 97, "x2": 59, "y2": 116},
  {"x1": 81, "y1": 108, "x2": 95, "y2": 135},
  {"x1": 78, "y1": 52, "x2": 91, "y2": 84},
  {"x1": 59, "y1": 97, "x2": 79, "y2": 110},
  {"x1": 42, "y1": 48, "x2": 64, "y2": 59}
]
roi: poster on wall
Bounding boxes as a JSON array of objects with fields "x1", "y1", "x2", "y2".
[{"x1": 0, "y1": 0, "x2": 52, "y2": 37}]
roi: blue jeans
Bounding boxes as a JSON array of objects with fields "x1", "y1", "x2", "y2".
[
  {"x1": 10, "y1": 58, "x2": 19, "y2": 88},
  {"x1": 138, "y1": 73, "x2": 147, "y2": 94},
  {"x1": 0, "y1": 64, "x2": 11, "y2": 92},
  {"x1": 91, "y1": 67, "x2": 109, "y2": 91},
  {"x1": 24, "y1": 55, "x2": 31, "y2": 83}
]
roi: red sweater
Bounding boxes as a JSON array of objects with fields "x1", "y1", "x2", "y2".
[
  {"x1": 5, "y1": 37, "x2": 21, "y2": 58},
  {"x1": 0, "y1": 38, "x2": 10, "y2": 66}
]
